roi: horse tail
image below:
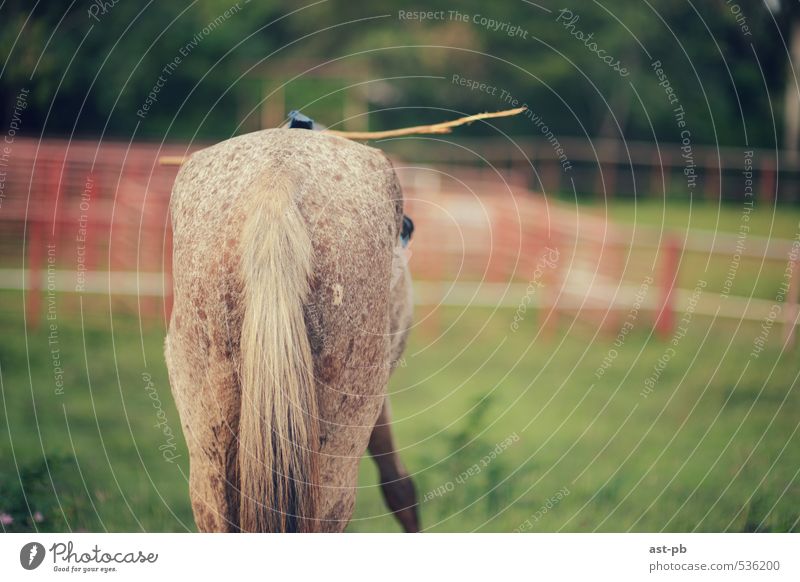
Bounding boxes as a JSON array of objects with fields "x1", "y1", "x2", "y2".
[{"x1": 237, "y1": 172, "x2": 319, "y2": 532}]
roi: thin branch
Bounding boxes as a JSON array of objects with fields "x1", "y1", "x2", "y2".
[
  {"x1": 325, "y1": 106, "x2": 527, "y2": 140},
  {"x1": 158, "y1": 107, "x2": 527, "y2": 166}
]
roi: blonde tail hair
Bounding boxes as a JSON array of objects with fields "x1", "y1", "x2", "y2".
[{"x1": 238, "y1": 172, "x2": 319, "y2": 532}]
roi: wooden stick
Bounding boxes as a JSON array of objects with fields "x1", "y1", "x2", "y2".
[
  {"x1": 158, "y1": 155, "x2": 189, "y2": 166},
  {"x1": 158, "y1": 107, "x2": 527, "y2": 165},
  {"x1": 325, "y1": 106, "x2": 527, "y2": 140}
]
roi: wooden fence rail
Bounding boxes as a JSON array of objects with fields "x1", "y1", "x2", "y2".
[{"x1": 0, "y1": 139, "x2": 797, "y2": 346}]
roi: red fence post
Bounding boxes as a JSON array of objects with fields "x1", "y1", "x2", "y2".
[
  {"x1": 50, "y1": 160, "x2": 63, "y2": 252},
  {"x1": 603, "y1": 230, "x2": 624, "y2": 336},
  {"x1": 488, "y1": 203, "x2": 516, "y2": 283},
  {"x1": 25, "y1": 160, "x2": 58, "y2": 329},
  {"x1": 655, "y1": 236, "x2": 680, "y2": 339},
  {"x1": 83, "y1": 170, "x2": 99, "y2": 273},
  {"x1": 26, "y1": 217, "x2": 43, "y2": 329},
  {"x1": 542, "y1": 228, "x2": 562, "y2": 337},
  {"x1": 784, "y1": 257, "x2": 799, "y2": 349}
]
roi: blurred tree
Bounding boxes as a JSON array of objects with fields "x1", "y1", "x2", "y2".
[
  {"x1": 0, "y1": 0, "x2": 792, "y2": 148},
  {"x1": 780, "y1": 0, "x2": 800, "y2": 160}
]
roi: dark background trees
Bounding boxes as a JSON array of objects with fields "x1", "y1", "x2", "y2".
[{"x1": 0, "y1": 0, "x2": 794, "y2": 148}]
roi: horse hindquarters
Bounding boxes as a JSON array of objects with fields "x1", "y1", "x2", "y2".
[
  {"x1": 166, "y1": 129, "x2": 404, "y2": 532},
  {"x1": 166, "y1": 169, "x2": 319, "y2": 533}
]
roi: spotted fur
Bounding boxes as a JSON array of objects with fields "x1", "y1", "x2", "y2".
[{"x1": 164, "y1": 128, "x2": 415, "y2": 532}]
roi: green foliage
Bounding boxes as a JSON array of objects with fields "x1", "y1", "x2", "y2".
[
  {"x1": 0, "y1": 455, "x2": 95, "y2": 532},
  {"x1": 0, "y1": 1, "x2": 792, "y2": 146}
]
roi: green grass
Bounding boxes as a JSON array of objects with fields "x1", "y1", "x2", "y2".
[
  {"x1": 1, "y1": 287, "x2": 797, "y2": 532},
  {"x1": 351, "y1": 307, "x2": 800, "y2": 532},
  {"x1": 575, "y1": 199, "x2": 800, "y2": 302},
  {"x1": 603, "y1": 198, "x2": 800, "y2": 236},
  {"x1": 0, "y1": 293, "x2": 193, "y2": 532},
  {"x1": 1, "y1": 199, "x2": 799, "y2": 533}
]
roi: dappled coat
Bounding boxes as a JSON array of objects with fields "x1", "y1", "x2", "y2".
[{"x1": 164, "y1": 128, "x2": 413, "y2": 532}]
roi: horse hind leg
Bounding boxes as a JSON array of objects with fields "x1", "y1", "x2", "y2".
[
  {"x1": 164, "y1": 335, "x2": 240, "y2": 532},
  {"x1": 368, "y1": 398, "x2": 420, "y2": 532},
  {"x1": 186, "y1": 433, "x2": 239, "y2": 532}
]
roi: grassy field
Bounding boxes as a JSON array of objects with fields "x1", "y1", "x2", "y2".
[
  {"x1": 588, "y1": 199, "x2": 800, "y2": 302},
  {"x1": 1, "y1": 200, "x2": 799, "y2": 533},
  {"x1": 604, "y1": 198, "x2": 800, "y2": 235}
]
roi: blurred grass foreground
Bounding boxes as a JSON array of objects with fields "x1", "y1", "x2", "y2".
[{"x1": 1, "y1": 201, "x2": 798, "y2": 532}]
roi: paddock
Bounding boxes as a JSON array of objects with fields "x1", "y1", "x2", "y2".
[{"x1": 0, "y1": 137, "x2": 798, "y2": 533}]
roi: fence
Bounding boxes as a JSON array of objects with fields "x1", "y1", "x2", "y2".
[
  {"x1": 399, "y1": 164, "x2": 799, "y2": 345},
  {"x1": 1, "y1": 138, "x2": 797, "y2": 346},
  {"x1": 383, "y1": 137, "x2": 798, "y2": 204},
  {"x1": 0, "y1": 138, "x2": 190, "y2": 326}
]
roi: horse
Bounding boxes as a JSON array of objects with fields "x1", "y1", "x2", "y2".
[{"x1": 164, "y1": 128, "x2": 419, "y2": 532}]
